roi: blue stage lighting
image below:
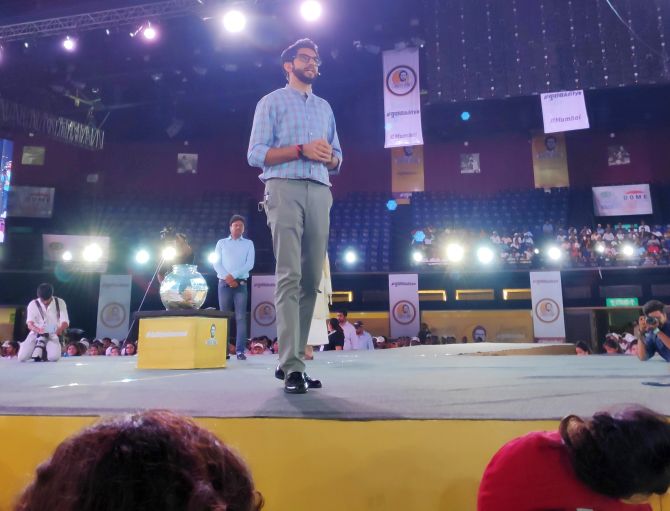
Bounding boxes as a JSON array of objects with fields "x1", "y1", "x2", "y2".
[
  {"x1": 413, "y1": 230, "x2": 426, "y2": 243},
  {"x1": 460, "y1": 111, "x2": 471, "y2": 121},
  {"x1": 386, "y1": 199, "x2": 398, "y2": 211}
]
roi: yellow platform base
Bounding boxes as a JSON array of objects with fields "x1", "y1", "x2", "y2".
[
  {"x1": 1, "y1": 416, "x2": 667, "y2": 510},
  {"x1": 137, "y1": 315, "x2": 228, "y2": 369}
]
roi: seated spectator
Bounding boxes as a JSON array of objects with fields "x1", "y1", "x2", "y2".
[
  {"x1": 478, "y1": 406, "x2": 670, "y2": 510},
  {"x1": 603, "y1": 335, "x2": 623, "y2": 355},
  {"x1": 14, "y1": 409, "x2": 263, "y2": 511},
  {"x1": 64, "y1": 343, "x2": 82, "y2": 357},
  {"x1": 105, "y1": 338, "x2": 121, "y2": 356},
  {"x1": 574, "y1": 341, "x2": 591, "y2": 355},
  {"x1": 2, "y1": 340, "x2": 19, "y2": 359},
  {"x1": 248, "y1": 339, "x2": 271, "y2": 355},
  {"x1": 271, "y1": 338, "x2": 279, "y2": 354},
  {"x1": 417, "y1": 322, "x2": 431, "y2": 343},
  {"x1": 87, "y1": 345, "x2": 101, "y2": 356},
  {"x1": 108, "y1": 346, "x2": 121, "y2": 356},
  {"x1": 122, "y1": 342, "x2": 137, "y2": 356},
  {"x1": 374, "y1": 336, "x2": 387, "y2": 349}
]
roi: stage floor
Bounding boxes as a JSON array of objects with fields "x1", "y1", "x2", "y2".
[{"x1": 1, "y1": 343, "x2": 668, "y2": 420}]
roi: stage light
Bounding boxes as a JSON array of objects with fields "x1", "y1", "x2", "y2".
[
  {"x1": 344, "y1": 249, "x2": 358, "y2": 264},
  {"x1": 62, "y1": 36, "x2": 76, "y2": 52},
  {"x1": 547, "y1": 246, "x2": 562, "y2": 261},
  {"x1": 82, "y1": 243, "x2": 103, "y2": 262},
  {"x1": 445, "y1": 243, "x2": 465, "y2": 263},
  {"x1": 413, "y1": 230, "x2": 426, "y2": 243},
  {"x1": 207, "y1": 251, "x2": 219, "y2": 264},
  {"x1": 386, "y1": 199, "x2": 398, "y2": 211},
  {"x1": 300, "y1": 1, "x2": 323, "y2": 22},
  {"x1": 24, "y1": 42, "x2": 29, "y2": 49},
  {"x1": 223, "y1": 10, "x2": 247, "y2": 33},
  {"x1": 461, "y1": 111, "x2": 471, "y2": 121},
  {"x1": 412, "y1": 250, "x2": 424, "y2": 263},
  {"x1": 534, "y1": 248, "x2": 540, "y2": 255},
  {"x1": 622, "y1": 244, "x2": 635, "y2": 257},
  {"x1": 142, "y1": 23, "x2": 157, "y2": 41},
  {"x1": 595, "y1": 243, "x2": 605, "y2": 254},
  {"x1": 162, "y1": 246, "x2": 177, "y2": 261},
  {"x1": 62, "y1": 251, "x2": 73, "y2": 262},
  {"x1": 135, "y1": 249, "x2": 150, "y2": 264},
  {"x1": 476, "y1": 246, "x2": 494, "y2": 265}
]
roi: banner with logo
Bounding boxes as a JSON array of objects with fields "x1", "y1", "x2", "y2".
[
  {"x1": 388, "y1": 274, "x2": 420, "y2": 338},
  {"x1": 530, "y1": 271, "x2": 566, "y2": 342},
  {"x1": 383, "y1": 48, "x2": 423, "y2": 148},
  {"x1": 7, "y1": 186, "x2": 55, "y2": 218},
  {"x1": 250, "y1": 275, "x2": 277, "y2": 339},
  {"x1": 391, "y1": 145, "x2": 424, "y2": 204},
  {"x1": 531, "y1": 133, "x2": 570, "y2": 189},
  {"x1": 592, "y1": 184, "x2": 653, "y2": 216},
  {"x1": 96, "y1": 274, "x2": 132, "y2": 340},
  {"x1": 540, "y1": 90, "x2": 590, "y2": 134}
]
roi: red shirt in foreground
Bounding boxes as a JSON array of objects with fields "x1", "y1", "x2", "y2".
[{"x1": 477, "y1": 430, "x2": 652, "y2": 511}]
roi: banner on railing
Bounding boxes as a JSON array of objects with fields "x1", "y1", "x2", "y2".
[
  {"x1": 530, "y1": 271, "x2": 566, "y2": 342},
  {"x1": 388, "y1": 273, "x2": 420, "y2": 338},
  {"x1": 7, "y1": 186, "x2": 54, "y2": 218},
  {"x1": 96, "y1": 274, "x2": 132, "y2": 340},
  {"x1": 250, "y1": 275, "x2": 277, "y2": 339},
  {"x1": 592, "y1": 184, "x2": 653, "y2": 216}
]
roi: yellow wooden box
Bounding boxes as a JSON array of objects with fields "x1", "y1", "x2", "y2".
[{"x1": 137, "y1": 316, "x2": 228, "y2": 369}]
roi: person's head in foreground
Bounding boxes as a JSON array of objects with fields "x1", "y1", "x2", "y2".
[
  {"x1": 575, "y1": 341, "x2": 591, "y2": 355},
  {"x1": 478, "y1": 406, "x2": 670, "y2": 509},
  {"x1": 15, "y1": 409, "x2": 263, "y2": 511}
]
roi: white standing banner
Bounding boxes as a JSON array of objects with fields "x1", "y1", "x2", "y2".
[
  {"x1": 530, "y1": 271, "x2": 566, "y2": 342},
  {"x1": 250, "y1": 275, "x2": 277, "y2": 339},
  {"x1": 383, "y1": 48, "x2": 424, "y2": 148},
  {"x1": 388, "y1": 274, "x2": 420, "y2": 338},
  {"x1": 96, "y1": 275, "x2": 132, "y2": 340},
  {"x1": 540, "y1": 90, "x2": 590, "y2": 134},
  {"x1": 592, "y1": 184, "x2": 653, "y2": 216}
]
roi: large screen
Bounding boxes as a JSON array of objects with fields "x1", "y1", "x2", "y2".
[{"x1": 0, "y1": 139, "x2": 13, "y2": 244}]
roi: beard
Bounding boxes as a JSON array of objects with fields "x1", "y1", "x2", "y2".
[{"x1": 293, "y1": 67, "x2": 317, "y2": 84}]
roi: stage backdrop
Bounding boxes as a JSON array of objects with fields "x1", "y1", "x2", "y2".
[
  {"x1": 532, "y1": 133, "x2": 570, "y2": 189},
  {"x1": 250, "y1": 275, "x2": 277, "y2": 339},
  {"x1": 530, "y1": 271, "x2": 566, "y2": 342},
  {"x1": 388, "y1": 274, "x2": 420, "y2": 338},
  {"x1": 383, "y1": 47, "x2": 423, "y2": 148},
  {"x1": 96, "y1": 275, "x2": 132, "y2": 340},
  {"x1": 391, "y1": 145, "x2": 424, "y2": 204}
]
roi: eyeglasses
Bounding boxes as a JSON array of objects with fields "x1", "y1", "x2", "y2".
[{"x1": 294, "y1": 53, "x2": 322, "y2": 66}]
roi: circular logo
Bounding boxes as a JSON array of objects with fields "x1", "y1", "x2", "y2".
[
  {"x1": 100, "y1": 302, "x2": 126, "y2": 329},
  {"x1": 535, "y1": 298, "x2": 560, "y2": 323},
  {"x1": 385, "y1": 65, "x2": 417, "y2": 96},
  {"x1": 254, "y1": 301, "x2": 276, "y2": 327},
  {"x1": 392, "y1": 300, "x2": 416, "y2": 325}
]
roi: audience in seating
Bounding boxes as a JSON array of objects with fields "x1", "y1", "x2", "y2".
[
  {"x1": 14, "y1": 409, "x2": 263, "y2": 511},
  {"x1": 2, "y1": 340, "x2": 19, "y2": 359}
]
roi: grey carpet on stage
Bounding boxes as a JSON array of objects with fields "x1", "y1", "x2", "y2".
[{"x1": 0, "y1": 344, "x2": 667, "y2": 420}]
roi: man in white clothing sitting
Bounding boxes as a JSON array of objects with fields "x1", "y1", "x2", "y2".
[{"x1": 18, "y1": 283, "x2": 69, "y2": 362}]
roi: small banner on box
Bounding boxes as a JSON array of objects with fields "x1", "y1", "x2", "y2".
[
  {"x1": 530, "y1": 271, "x2": 566, "y2": 342},
  {"x1": 540, "y1": 90, "x2": 590, "y2": 134},
  {"x1": 383, "y1": 47, "x2": 424, "y2": 148},
  {"x1": 592, "y1": 184, "x2": 652, "y2": 216},
  {"x1": 250, "y1": 275, "x2": 277, "y2": 339},
  {"x1": 388, "y1": 274, "x2": 420, "y2": 338},
  {"x1": 391, "y1": 145, "x2": 424, "y2": 204},
  {"x1": 96, "y1": 274, "x2": 132, "y2": 340}
]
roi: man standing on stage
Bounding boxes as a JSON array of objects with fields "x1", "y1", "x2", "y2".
[
  {"x1": 248, "y1": 38, "x2": 342, "y2": 393},
  {"x1": 213, "y1": 215, "x2": 255, "y2": 360}
]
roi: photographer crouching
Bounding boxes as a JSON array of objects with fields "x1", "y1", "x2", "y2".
[
  {"x1": 636, "y1": 299, "x2": 670, "y2": 362},
  {"x1": 18, "y1": 283, "x2": 69, "y2": 362}
]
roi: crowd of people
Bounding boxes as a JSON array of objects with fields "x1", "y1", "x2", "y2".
[{"x1": 411, "y1": 220, "x2": 670, "y2": 267}]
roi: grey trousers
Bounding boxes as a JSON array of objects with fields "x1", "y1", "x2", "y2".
[{"x1": 264, "y1": 178, "x2": 332, "y2": 375}]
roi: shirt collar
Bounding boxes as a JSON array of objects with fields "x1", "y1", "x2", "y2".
[
  {"x1": 285, "y1": 84, "x2": 312, "y2": 99},
  {"x1": 227, "y1": 235, "x2": 245, "y2": 241}
]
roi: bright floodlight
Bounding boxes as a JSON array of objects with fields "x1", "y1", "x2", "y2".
[
  {"x1": 446, "y1": 243, "x2": 465, "y2": 263},
  {"x1": 207, "y1": 251, "x2": 219, "y2": 264},
  {"x1": 162, "y1": 246, "x2": 177, "y2": 261},
  {"x1": 477, "y1": 246, "x2": 494, "y2": 265},
  {"x1": 300, "y1": 1, "x2": 323, "y2": 21},
  {"x1": 595, "y1": 243, "x2": 605, "y2": 254},
  {"x1": 62, "y1": 36, "x2": 76, "y2": 52},
  {"x1": 143, "y1": 24, "x2": 157, "y2": 40},
  {"x1": 62, "y1": 251, "x2": 73, "y2": 262},
  {"x1": 344, "y1": 249, "x2": 357, "y2": 264},
  {"x1": 82, "y1": 243, "x2": 103, "y2": 262},
  {"x1": 622, "y1": 244, "x2": 635, "y2": 257},
  {"x1": 412, "y1": 250, "x2": 424, "y2": 263},
  {"x1": 135, "y1": 249, "x2": 150, "y2": 264},
  {"x1": 547, "y1": 246, "x2": 562, "y2": 261},
  {"x1": 223, "y1": 10, "x2": 247, "y2": 33}
]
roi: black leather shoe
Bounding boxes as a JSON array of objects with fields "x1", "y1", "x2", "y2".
[
  {"x1": 236, "y1": 353, "x2": 247, "y2": 360},
  {"x1": 275, "y1": 366, "x2": 322, "y2": 389},
  {"x1": 284, "y1": 372, "x2": 308, "y2": 394}
]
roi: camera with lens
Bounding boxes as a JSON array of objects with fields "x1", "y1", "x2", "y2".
[
  {"x1": 31, "y1": 334, "x2": 48, "y2": 362},
  {"x1": 645, "y1": 315, "x2": 660, "y2": 328}
]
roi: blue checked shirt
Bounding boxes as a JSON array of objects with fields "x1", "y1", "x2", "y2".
[{"x1": 247, "y1": 85, "x2": 342, "y2": 186}]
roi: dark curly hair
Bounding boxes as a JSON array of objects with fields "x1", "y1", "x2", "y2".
[
  {"x1": 559, "y1": 406, "x2": 670, "y2": 499},
  {"x1": 15, "y1": 410, "x2": 263, "y2": 511}
]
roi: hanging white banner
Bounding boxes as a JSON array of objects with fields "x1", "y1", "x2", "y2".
[
  {"x1": 96, "y1": 274, "x2": 132, "y2": 340},
  {"x1": 592, "y1": 184, "x2": 653, "y2": 216},
  {"x1": 530, "y1": 271, "x2": 566, "y2": 342},
  {"x1": 383, "y1": 48, "x2": 424, "y2": 148},
  {"x1": 388, "y1": 274, "x2": 420, "y2": 338},
  {"x1": 540, "y1": 90, "x2": 590, "y2": 134},
  {"x1": 250, "y1": 275, "x2": 277, "y2": 339}
]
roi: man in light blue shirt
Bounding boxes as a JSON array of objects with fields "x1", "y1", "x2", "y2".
[
  {"x1": 248, "y1": 38, "x2": 342, "y2": 394},
  {"x1": 212, "y1": 215, "x2": 255, "y2": 360}
]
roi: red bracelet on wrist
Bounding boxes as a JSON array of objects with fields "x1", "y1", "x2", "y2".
[{"x1": 295, "y1": 144, "x2": 302, "y2": 159}]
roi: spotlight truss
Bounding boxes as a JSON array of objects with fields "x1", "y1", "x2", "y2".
[{"x1": 0, "y1": 0, "x2": 204, "y2": 43}]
